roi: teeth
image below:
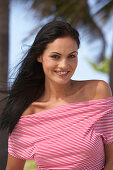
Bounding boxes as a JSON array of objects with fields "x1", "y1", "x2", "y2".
[
  {"x1": 60, "y1": 72, "x2": 67, "y2": 74},
  {"x1": 55, "y1": 71, "x2": 68, "y2": 75}
]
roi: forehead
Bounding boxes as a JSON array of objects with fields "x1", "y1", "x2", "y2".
[{"x1": 45, "y1": 37, "x2": 78, "y2": 52}]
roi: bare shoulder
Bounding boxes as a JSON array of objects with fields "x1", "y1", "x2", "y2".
[
  {"x1": 87, "y1": 79, "x2": 112, "y2": 99},
  {"x1": 22, "y1": 104, "x2": 34, "y2": 116},
  {"x1": 73, "y1": 79, "x2": 112, "y2": 100}
]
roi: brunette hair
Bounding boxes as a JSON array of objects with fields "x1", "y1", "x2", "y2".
[{"x1": 0, "y1": 21, "x2": 80, "y2": 134}]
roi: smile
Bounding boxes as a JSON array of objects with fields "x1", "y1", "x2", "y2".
[{"x1": 54, "y1": 71, "x2": 70, "y2": 76}]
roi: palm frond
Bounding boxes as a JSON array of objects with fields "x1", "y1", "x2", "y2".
[
  {"x1": 87, "y1": 57, "x2": 110, "y2": 73},
  {"x1": 94, "y1": 0, "x2": 113, "y2": 22}
]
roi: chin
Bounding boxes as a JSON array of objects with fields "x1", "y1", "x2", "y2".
[
  {"x1": 52, "y1": 78, "x2": 72, "y2": 85},
  {"x1": 45, "y1": 73, "x2": 74, "y2": 85}
]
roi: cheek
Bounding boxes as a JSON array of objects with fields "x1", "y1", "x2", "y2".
[
  {"x1": 42, "y1": 60, "x2": 56, "y2": 71},
  {"x1": 70, "y1": 58, "x2": 78, "y2": 68}
]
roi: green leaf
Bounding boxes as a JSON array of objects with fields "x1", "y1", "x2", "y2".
[{"x1": 86, "y1": 57, "x2": 110, "y2": 74}]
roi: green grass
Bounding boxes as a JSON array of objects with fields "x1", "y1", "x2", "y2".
[{"x1": 24, "y1": 160, "x2": 37, "y2": 170}]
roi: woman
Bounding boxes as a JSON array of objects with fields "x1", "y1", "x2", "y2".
[{"x1": 0, "y1": 21, "x2": 113, "y2": 170}]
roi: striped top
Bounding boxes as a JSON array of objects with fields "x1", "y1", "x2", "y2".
[{"x1": 8, "y1": 97, "x2": 113, "y2": 170}]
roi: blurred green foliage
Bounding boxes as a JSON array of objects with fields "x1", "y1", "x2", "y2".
[
  {"x1": 24, "y1": 160, "x2": 37, "y2": 170},
  {"x1": 87, "y1": 57, "x2": 110, "y2": 74}
]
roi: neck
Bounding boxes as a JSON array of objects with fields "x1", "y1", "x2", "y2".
[{"x1": 42, "y1": 79, "x2": 74, "y2": 102}]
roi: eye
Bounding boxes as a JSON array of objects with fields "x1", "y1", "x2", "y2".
[
  {"x1": 50, "y1": 55, "x2": 60, "y2": 59},
  {"x1": 68, "y1": 54, "x2": 76, "y2": 58}
]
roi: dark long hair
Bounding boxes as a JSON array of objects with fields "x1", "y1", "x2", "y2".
[{"x1": 0, "y1": 21, "x2": 80, "y2": 134}]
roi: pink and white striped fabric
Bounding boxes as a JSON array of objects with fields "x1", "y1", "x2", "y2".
[{"x1": 8, "y1": 97, "x2": 113, "y2": 170}]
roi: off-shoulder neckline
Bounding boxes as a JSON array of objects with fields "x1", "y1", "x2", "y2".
[{"x1": 20, "y1": 96, "x2": 113, "y2": 119}]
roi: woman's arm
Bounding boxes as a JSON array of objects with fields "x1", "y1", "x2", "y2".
[
  {"x1": 96, "y1": 80, "x2": 113, "y2": 169},
  {"x1": 104, "y1": 142, "x2": 113, "y2": 170},
  {"x1": 6, "y1": 153, "x2": 26, "y2": 170}
]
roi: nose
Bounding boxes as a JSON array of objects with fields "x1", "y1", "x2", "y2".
[{"x1": 58, "y1": 59, "x2": 69, "y2": 69}]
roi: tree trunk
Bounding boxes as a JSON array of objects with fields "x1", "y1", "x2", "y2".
[
  {"x1": 109, "y1": 47, "x2": 113, "y2": 94},
  {"x1": 0, "y1": 0, "x2": 9, "y2": 169},
  {"x1": 0, "y1": 0, "x2": 9, "y2": 84}
]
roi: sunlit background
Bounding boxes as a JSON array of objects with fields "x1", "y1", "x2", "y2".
[{"x1": 9, "y1": 0, "x2": 112, "y2": 83}]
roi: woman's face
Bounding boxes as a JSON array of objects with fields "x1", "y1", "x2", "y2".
[{"x1": 37, "y1": 36, "x2": 78, "y2": 85}]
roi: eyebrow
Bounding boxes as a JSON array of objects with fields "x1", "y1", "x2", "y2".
[{"x1": 50, "y1": 51, "x2": 78, "y2": 55}]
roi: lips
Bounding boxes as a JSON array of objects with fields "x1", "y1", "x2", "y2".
[{"x1": 54, "y1": 71, "x2": 70, "y2": 76}]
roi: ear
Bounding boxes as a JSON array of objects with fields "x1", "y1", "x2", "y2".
[{"x1": 37, "y1": 56, "x2": 42, "y2": 63}]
